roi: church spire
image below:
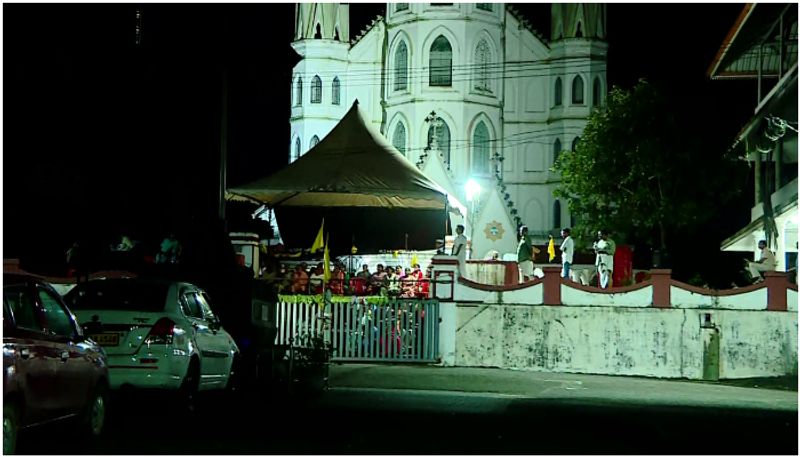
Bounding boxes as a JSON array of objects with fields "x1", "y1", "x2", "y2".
[
  {"x1": 295, "y1": 4, "x2": 350, "y2": 43},
  {"x1": 551, "y1": 4, "x2": 606, "y2": 40}
]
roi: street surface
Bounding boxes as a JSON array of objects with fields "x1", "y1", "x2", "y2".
[{"x1": 15, "y1": 364, "x2": 798, "y2": 454}]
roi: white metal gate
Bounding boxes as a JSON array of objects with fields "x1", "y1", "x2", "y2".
[{"x1": 274, "y1": 298, "x2": 440, "y2": 363}]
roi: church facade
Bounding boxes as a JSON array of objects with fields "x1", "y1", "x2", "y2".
[{"x1": 289, "y1": 3, "x2": 607, "y2": 255}]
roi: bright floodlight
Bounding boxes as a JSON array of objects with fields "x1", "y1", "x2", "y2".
[{"x1": 465, "y1": 178, "x2": 481, "y2": 202}]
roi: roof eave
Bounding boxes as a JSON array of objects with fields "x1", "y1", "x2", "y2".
[{"x1": 708, "y1": 4, "x2": 756, "y2": 79}]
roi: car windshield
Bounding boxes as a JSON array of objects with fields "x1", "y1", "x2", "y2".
[{"x1": 65, "y1": 280, "x2": 169, "y2": 312}]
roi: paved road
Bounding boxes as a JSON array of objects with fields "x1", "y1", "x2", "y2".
[{"x1": 15, "y1": 366, "x2": 798, "y2": 454}]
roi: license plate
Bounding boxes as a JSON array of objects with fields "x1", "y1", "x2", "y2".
[{"x1": 90, "y1": 333, "x2": 120, "y2": 346}]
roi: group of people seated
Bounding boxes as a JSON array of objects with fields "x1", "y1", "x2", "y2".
[{"x1": 287, "y1": 262, "x2": 431, "y2": 298}]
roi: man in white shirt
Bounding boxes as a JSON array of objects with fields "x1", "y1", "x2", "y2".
[
  {"x1": 452, "y1": 224, "x2": 468, "y2": 275},
  {"x1": 593, "y1": 229, "x2": 616, "y2": 289},
  {"x1": 746, "y1": 239, "x2": 777, "y2": 283},
  {"x1": 560, "y1": 228, "x2": 574, "y2": 280}
]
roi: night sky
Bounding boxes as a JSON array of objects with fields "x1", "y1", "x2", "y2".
[{"x1": 4, "y1": 3, "x2": 754, "y2": 277}]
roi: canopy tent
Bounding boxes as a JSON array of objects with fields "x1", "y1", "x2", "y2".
[{"x1": 227, "y1": 101, "x2": 452, "y2": 254}]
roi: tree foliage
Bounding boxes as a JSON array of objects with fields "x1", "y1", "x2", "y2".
[{"x1": 554, "y1": 80, "x2": 743, "y2": 260}]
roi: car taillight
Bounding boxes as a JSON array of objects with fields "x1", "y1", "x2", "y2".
[{"x1": 144, "y1": 317, "x2": 175, "y2": 345}]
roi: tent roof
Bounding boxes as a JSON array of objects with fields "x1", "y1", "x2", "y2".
[{"x1": 227, "y1": 101, "x2": 448, "y2": 210}]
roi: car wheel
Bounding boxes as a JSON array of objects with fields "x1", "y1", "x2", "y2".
[
  {"x1": 179, "y1": 359, "x2": 200, "y2": 413},
  {"x1": 4, "y1": 403, "x2": 19, "y2": 455},
  {"x1": 81, "y1": 385, "x2": 108, "y2": 439}
]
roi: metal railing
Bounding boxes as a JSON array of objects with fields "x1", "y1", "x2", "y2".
[{"x1": 274, "y1": 298, "x2": 440, "y2": 363}]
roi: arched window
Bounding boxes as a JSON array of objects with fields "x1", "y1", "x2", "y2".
[
  {"x1": 593, "y1": 77, "x2": 602, "y2": 107},
  {"x1": 392, "y1": 122, "x2": 407, "y2": 156},
  {"x1": 572, "y1": 75, "x2": 584, "y2": 104},
  {"x1": 472, "y1": 121, "x2": 490, "y2": 174},
  {"x1": 314, "y1": 23, "x2": 322, "y2": 39},
  {"x1": 427, "y1": 120, "x2": 451, "y2": 168},
  {"x1": 332, "y1": 77, "x2": 341, "y2": 105},
  {"x1": 572, "y1": 136, "x2": 580, "y2": 152},
  {"x1": 553, "y1": 200, "x2": 561, "y2": 229},
  {"x1": 293, "y1": 137, "x2": 301, "y2": 162},
  {"x1": 553, "y1": 138, "x2": 562, "y2": 165},
  {"x1": 394, "y1": 41, "x2": 408, "y2": 91},
  {"x1": 396, "y1": 3, "x2": 409, "y2": 12},
  {"x1": 295, "y1": 77, "x2": 303, "y2": 106},
  {"x1": 474, "y1": 39, "x2": 491, "y2": 92},
  {"x1": 334, "y1": 26, "x2": 340, "y2": 41},
  {"x1": 476, "y1": 3, "x2": 493, "y2": 11},
  {"x1": 554, "y1": 77, "x2": 562, "y2": 106},
  {"x1": 430, "y1": 35, "x2": 452, "y2": 87},
  {"x1": 311, "y1": 75, "x2": 322, "y2": 104},
  {"x1": 310, "y1": 135, "x2": 320, "y2": 149}
]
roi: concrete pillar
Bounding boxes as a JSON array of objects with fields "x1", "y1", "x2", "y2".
[
  {"x1": 439, "y1": 302, "x2": 457, "y2": 366},
  {"x1": 542, "y1": 266, "x2": 562, "y2": 305},
  {"x1": 765, "y1": 271, "x2": 788, "y2": 311},
  {"x1": 754, "y1": 150, "x2": 762, "y2": 206},
  {"x1": 651, "y1": 269, "x2": 672, "y2": 308},
  {"x1": 431, "y1": 255, "x2": 459, "y2": 365}
]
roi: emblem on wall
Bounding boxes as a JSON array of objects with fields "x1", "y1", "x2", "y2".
[{"x1": 484, "y1": 221, "x2": 505, "y2": 242}]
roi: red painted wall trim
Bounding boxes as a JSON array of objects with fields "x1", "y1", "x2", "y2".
[
  {"x1": 542, "y1": 267, "x2": 562, "y2": 305},
  {"x1": 670, "y1": 280, "x2": 767, "y2": 297},
  {"x1": 765, "y1": 271, "x2": 788, "y2": 311},
  {"x1": 457, "y1": 275, "x2": 542, "y2": 292},
  {"x1": 561, "y1": 280, "x2": 653, "y2": 295},
  {"x1": 651, "y1": 269, "x2": 671, "y2": 308}
]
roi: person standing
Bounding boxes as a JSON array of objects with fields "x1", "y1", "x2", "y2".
[
  {"x1": 560, "y1": 228, "x2": 574, "y2": 280},
  {"x1": 452, "y1": 224, "x2": 468, "y2": 275},
  {"x1": 746, "y1": 239, "x2": 777, "y2": 283},
  {"x1": 517, "y1": 225, "x2": 535, "y2": 282},
  {"x1": 593, "y1": 229, "x2": 616, "y2": 289}
]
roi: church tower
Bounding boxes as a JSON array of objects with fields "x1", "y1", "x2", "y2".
[
  {"x1": 289, "y1": 4, "x2": 351, "y2": 163},
  {"x1": 546, "y1": 4, "x2": 608, "y2": 231}
]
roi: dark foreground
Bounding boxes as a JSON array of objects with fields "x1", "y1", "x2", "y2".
[{"x1": 15, "y1": 386, "x2": 798, "y2": 455}]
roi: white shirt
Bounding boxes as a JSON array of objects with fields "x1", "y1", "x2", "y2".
[
  {"x1": 452, "y1": 234, "x2": 468, "y2": 266},
  {"x1": 759, "y1": 247, "x2": 777, "y2": 267},
  {"x1": 560, "y1": 236, "x2": 574, "y2": 264}
]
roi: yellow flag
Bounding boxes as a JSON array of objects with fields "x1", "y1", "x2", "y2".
[
  {"x1": 410, "y1": 252, "x2": 419, "y2": 268},
  {"x1": 548, "y1": 236, "x2": 556, "y2": 262},
  {"x1": 309, "y1": 219, "x2": 324, "y2": 253},
  {"x1": 323, "y1": 233, "x2": 331, "y2": 283}
]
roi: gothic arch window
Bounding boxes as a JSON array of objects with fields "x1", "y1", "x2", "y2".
[
  {"x1": 314, "y1": 23, "x2": 322, "y2": 39},
  {"x1": 553, "y1": 138, "x2": 562, "y2": 165},
  {"x1": 427, "y1": 119, "x2": 451, "y2": 168},
  {"x1": 553, "y1": 200, "x2": 562, "y2": 229},
  {"x1": 593, "y1": 77, "x2": 602, "y2": 107},
  {"x1": 392, "y1": 122, "x2": 407, "y2": 156},
  {"x1": 311, "y1": 75, "x2": 322, "y2": 104},
  {"x1": 575, "y1": 21, "x2": 583, "y2": 38},
  {"x1": 295, "y1": 77, "x2": 303, "y2": 106},
  {"x1": 332, "y1": 77, "x2": 341, "y2": 105},
  {"x1": 293, "y1": 137, "x2": 301, "y2": 162},
  {"x1": 474, "y1": 39, "x2": 491, "y2": 92},
  {"x1": 476, "y1": 3, "x2": 493, "y2": 12},
  {"x1": 394, "y1": 41, "x2": 408, "y2": 91},
  {"x1": 472, "y1": 121, "x2": 490, "y2": 174},
  {"x1": 396, "y1": 3, "x2": 409, "y2": 12},
  {"x1": 572, "y1": 136, "x2": 580, "y2": 152},
  {"x1": 334, "y1": 26, "x2": 340, "y2": 41},
  {"x1": 572, "y1": 75, "x2": 584, "y2": 105},
  {"x1": 554, "y1": 77, "x2": 563, "y2": 106},
  {"x1": 310, "y1": 135, "x2": 320, "y2": 149},
  {"x1": 430, "y1": 35, "x2": 453, "y2": 87}
]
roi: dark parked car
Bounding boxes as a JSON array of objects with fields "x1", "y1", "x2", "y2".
[{"x1": 3, "y1": 272, "x2": 110, "y2": 454}]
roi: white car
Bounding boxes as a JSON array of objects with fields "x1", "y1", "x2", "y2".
[{"x1": 64, "y1": 278, "x2": 239, "y2": 399}]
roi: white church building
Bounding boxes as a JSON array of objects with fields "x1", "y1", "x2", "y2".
[{"x1": 288, "y1": 3, "x2": 608, "y2": 259}]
